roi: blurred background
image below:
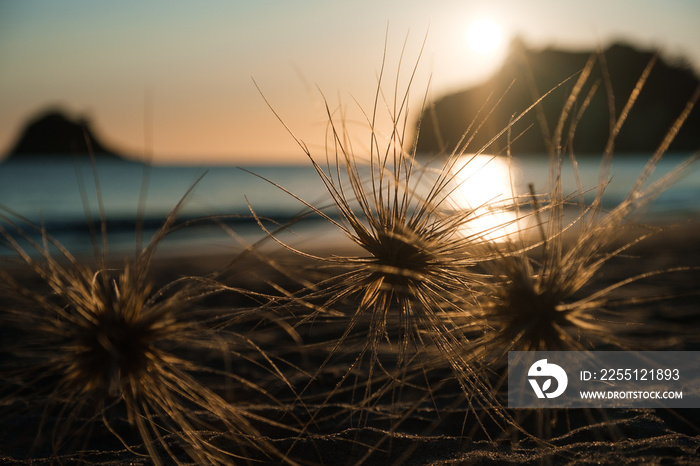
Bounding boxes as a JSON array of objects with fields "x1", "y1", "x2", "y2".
[
  {"x1": 2, "y1": 0, "x2": 699, "y2": 165},
  {"x1": 1, "y1": 1, "x2": 699, "y2": 258}
]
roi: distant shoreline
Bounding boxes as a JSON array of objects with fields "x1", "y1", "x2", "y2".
[{"x1": 1, "y1": 152, "x2": 138, "y2": 164}]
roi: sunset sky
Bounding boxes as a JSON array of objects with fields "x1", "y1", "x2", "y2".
[{"x1": 2, "y1": 0, "x2": 699, "y2": 165}]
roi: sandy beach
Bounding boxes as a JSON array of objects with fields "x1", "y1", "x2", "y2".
[
  {"x1": 2, "y1": 1, "x2": 700, "y2": 463},
  {"x1": 1, "y1": 216, "x2": 699, "y2": 465}
]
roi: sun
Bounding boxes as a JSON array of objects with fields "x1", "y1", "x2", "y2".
[{"x1": 466, "y1": 18, "x2": 503, "y2": 55}]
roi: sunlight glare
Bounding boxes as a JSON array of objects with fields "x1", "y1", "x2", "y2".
[
  {"x1": 447, "y1": 155, "x2": 522, "y2": 241},
  {"x1": 466, "y1": 19, "x2": 503, "y2": 55}
]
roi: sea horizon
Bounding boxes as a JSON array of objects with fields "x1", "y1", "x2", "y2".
[{"x1": 1, "y1": 152, "x2": 698, "y2": 257}]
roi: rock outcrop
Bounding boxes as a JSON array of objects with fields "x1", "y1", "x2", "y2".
[
  {"x1": 414, "y1": 41, "x2": 700, "y2": 156},
  {"x1": 5, "y1": 108, "x2": 127, "y2": 161}
]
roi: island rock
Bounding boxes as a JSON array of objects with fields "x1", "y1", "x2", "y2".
[
  {"x1": 414, "y1": 41, "x2": 700, "y2": 156},
  {"x1": 5, "y1": 109, "x2": 128, "y2": 161}
]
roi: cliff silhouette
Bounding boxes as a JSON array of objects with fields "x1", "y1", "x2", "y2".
[
  {"x1": 4, "y1": 108, "x2": 127, "y2": 161},
  {"x1": 415, "y1": 41, "x2": 700, "y2": 156}
]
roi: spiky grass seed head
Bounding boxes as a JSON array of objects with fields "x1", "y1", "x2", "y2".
[
  {"x1": 467, "y1": 50, "x2": 700, "y2": 356},
  {"x1": 0, "y1": 214, "x2": 297, "y2": 465}
]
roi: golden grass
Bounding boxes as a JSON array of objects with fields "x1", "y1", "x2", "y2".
[
  {"x1": 244, "y1": 40, "x2": 700, "y2": 462},
  {"x1": 0, "y1": 182, "x2": 301, "y2": 464},
  {"x1": 246, "y1": 37, "x2": 565, "y2": 451},
  {"x1": 420, "y1": 48, "x2": 700, "y2": 446},
  {"x1": 459, "y1": 50, "x2": 700, "y2": 359},
  {"x1": 252, "y1": 44, "x2": 481, "y2": 382},
  {"x1": 1, "y1": 37, "x2": 699, "y2": 465}
]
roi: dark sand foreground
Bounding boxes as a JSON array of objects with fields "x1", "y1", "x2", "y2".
[{"x1": 1, "y1": 220, "x2": 700, "y2": 465}]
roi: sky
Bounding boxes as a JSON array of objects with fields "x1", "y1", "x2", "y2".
[{"x1": 1, "y1": 0, "x2": 699, "y2": 165}]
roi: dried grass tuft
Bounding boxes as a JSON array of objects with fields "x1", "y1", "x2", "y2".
[{"x1": 0, "y1": 182, "x2": 300, "y2": 465}]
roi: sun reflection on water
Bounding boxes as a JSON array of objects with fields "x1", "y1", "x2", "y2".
[{"x1": 441, "y1": 154, "x2": 524, "y2": 242}]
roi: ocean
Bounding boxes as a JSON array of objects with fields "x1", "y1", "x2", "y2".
[{"x1": 1, "y1": 153, "x2": 698, "y2": 258}]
